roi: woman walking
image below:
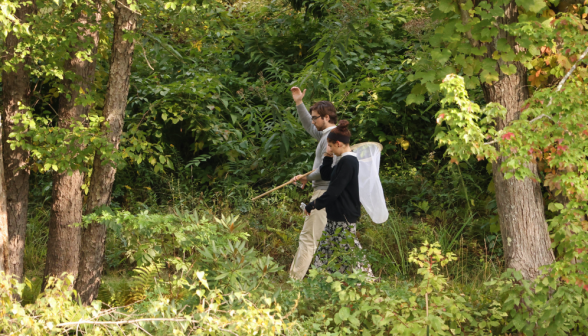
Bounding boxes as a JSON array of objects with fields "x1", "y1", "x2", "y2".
[{"x1": 304, "y1": 120, "x2": 373, "y2": 276}]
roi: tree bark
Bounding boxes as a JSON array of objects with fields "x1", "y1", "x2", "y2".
[
  {"x1": 482, "y1": 1, "x2": 554, "y2": 280},
  {"x1": 75, "y1": 0, "x2": 137, "y2": 304},
  {"x1": 1, "y1": 0, "x2": 34, "y2": 279},
  {"x1": 0, "y1": 119, "x2": 8, "y2": 272},
  {"x1": 43, "y1": 3, "x2": 101, "y2": 289}
]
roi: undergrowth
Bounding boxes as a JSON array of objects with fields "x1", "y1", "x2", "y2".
[{"x1": 14, "y1": 158, "x2": 587, "y2": 335}]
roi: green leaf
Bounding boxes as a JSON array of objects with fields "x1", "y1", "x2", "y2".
[
  {"x1": 338, "y1": 307, "x2": 350, "y2": 321},
  {"x1": 515, "y1": 0, "x2": 546, "y2": 13},
  {"x1": 500, "y1": 64, "x2": 517, "y2": 76},
  {"x1": 439, "y1": 0, "x2": 456, "y2": 13},
  {"x1": 426, "y1": 82, "x2": 440, "y2": 93},
  {"x1": 431, "y1": 48, "x2": 452, "y2": 64},
  {"x1": 406, "y1": 94, "x2": 425, "y2": 105},
  {"x1": 497, "y1": 38, "x2": 511, "y2": 53},
  {"x1": 480, "y1": 70, "x2": 499, "y2": 84},
  {"x1": 416, "y1": 71, "x2": 436, "y2": 83}
]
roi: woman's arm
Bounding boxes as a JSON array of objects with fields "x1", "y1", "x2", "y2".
[
  {"x1": 319, "y1": 156, "x2": 334, "y2": 181},
  {"x1": 306, "y1": 158, "x2": 353, "y2": 212}
]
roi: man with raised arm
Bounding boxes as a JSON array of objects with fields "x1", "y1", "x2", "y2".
[{"x1": 289, "y1": 86, "x2": 338, "y2": 280}]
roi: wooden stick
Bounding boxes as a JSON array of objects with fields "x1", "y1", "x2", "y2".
[{"x1": 252, "y1": 169, "x2": 315, "y2": 201}]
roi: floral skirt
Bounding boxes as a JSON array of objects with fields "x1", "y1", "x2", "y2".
[{"x1": 313, "y1": 219, "x2": 374, "y2": 276}]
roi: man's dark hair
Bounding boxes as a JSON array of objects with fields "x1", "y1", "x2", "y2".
[{"x1": 309, "y1": 101, "x2": 338, "y2": 124}]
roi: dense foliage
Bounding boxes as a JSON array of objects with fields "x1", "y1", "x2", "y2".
[{"x1": 1, "y1": 0, "x2": 588, "y2": 334}]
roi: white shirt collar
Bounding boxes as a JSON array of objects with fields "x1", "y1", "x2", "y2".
[
  {"x1": 322, "y1": 126, "x2": 337, "y2": 134},
  {"x1": 341, "y1": 151, "x2": 357, "y2": 157}
]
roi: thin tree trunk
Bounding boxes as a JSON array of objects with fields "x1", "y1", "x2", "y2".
[
  {"x1": 483, "y1": 1, "x2": 554, "y2": 280},
  {"x1": 75, "y1": 0, "x2": 137, "y2": 304},
  {"x1": 1, "y1": 0, "x2": 34, "y2": 279},
  {"x1": 0, "y1": 118, "x2": 8, "y2": 272},
  {"x1": 43, "y1": 3, "x2": 101, "y2": 289}
]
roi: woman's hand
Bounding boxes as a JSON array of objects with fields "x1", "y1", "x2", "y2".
[
  {"x1": 305, "y1": 201, "x2": 315, "y2": 215},
  {"x1": 325, "y1": 145, "x2": 333, "y2": 157}
]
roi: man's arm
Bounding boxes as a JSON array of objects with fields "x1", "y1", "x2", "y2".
[{"x1": 292, "y1": 87, "x2": 322, "y2": 141}]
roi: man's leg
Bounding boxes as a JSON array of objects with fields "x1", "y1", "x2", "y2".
[{"x1": 289, "y1": 189, "x2": 327, "y2": 280}]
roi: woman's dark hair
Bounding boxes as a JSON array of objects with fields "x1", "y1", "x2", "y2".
[
  {"x1": 327, "y1": 120, "x2": 351, "y2": 144},
  {"x1": 309, "y1": 101, "x2": 338, "y2": 124}
]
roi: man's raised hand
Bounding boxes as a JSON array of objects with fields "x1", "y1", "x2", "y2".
[{"x1": 291, "y1": 87, "x2": 306, "y2": 106}]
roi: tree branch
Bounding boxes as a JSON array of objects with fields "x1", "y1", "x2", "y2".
[
  {"x1": 555, "y1": 45, "x2": 588, "y2": 93},
  {"x1": 57, "y1": 317, "x2": 189, "y2": 327},
  {"x1": 140, "y1": 43, "x2": 154, "y2": 71},
  {"x1": 101, "y1": 0, "x2": 117, "y2": 15},
  {"x1": 547, "y1": 45, "x2": 588, "y2": 106},
  {"x1": 528, "y1": 114, "x2": 553, "y2": 123},
  {"x1": 116, "y1": 0, "x2": 142, "y2": 15}
]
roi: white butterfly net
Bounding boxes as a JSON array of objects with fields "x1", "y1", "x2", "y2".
[{"x1": 352, "y1": 142, "x2": 388, "y2": 224}]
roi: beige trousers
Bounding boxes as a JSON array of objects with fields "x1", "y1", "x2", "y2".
[{"x1": 289, "y1": 189, "x2": 328, "y2": 280}]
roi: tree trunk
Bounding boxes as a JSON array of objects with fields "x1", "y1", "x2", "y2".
[
  {"x1": 0, "y1": 119, "x2": 8, "y2": 272},
  {"x1": 1, "y1": 0, "x2": 34, "y2": 280},
  {"x1": 43, "y1": 3, "x2": 101, "y2": 289},
  {"x1": 483, "y1": 1, "x2": 554, "y2": 280},
  {"x1": 75, "y1": 0, "x2": 137, "y2": 304}
]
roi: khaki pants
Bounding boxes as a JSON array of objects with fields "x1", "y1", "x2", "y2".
[{"x1": 289, "y1": 189, "x2": 328, "y2": 280}]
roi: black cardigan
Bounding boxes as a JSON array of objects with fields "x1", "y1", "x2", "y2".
[{"x1": 305, "y1": 154, "x2": 361, "y2": 222}]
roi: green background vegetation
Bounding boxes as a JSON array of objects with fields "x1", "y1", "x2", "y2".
[{"x1": 1, "y1": 0, "x2": 588, "y2": 334}]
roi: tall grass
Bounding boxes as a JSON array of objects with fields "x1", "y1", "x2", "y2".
[{"x1": 23, "y1": 207, "x2": 50, "y2": 274}]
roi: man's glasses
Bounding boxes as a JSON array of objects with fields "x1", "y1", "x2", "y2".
[{"x1": 311, "y1": 116, "x2": 322, "y2": 121}]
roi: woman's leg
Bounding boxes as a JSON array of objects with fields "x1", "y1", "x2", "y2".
[{"x1": 314, "y1": 220, "x2": 374, "y2": 276}]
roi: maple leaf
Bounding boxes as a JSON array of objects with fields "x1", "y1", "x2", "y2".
[
  {"x1": 557, "y1": 54, "x2": 572, "y2": 69},
  {"x1": 501, "y1": 132, "x2": 515, "y2": 140},
  {"x1": 520, "y1": 103, "x2": 530, "y2": 112},
  {"x1": 436, "y1": 113, "x2": 445, "y2": 124}
]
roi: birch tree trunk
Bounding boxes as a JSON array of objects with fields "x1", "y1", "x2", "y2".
[
  {"x1": 1, "y1": 0, "x2": 34, "y2": 279},
  {"x1": 75, "y1": 0, "x2": 137, "y2": 304},
  {"x1": 43, "y1": 3, "x2": 101, "y2": 289},
  {"x1": 483, "y1": 1, "x2": 554, "y2": 280}
]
